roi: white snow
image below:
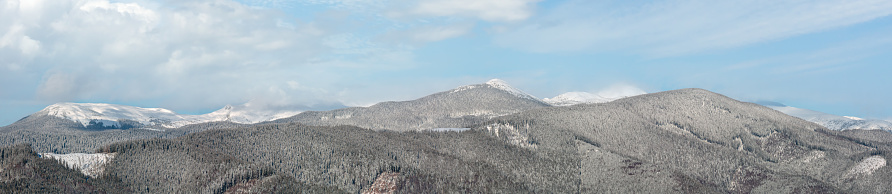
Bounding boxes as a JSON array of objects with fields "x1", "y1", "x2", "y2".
[
  {"x1": 544, "y1": 84, "x2": 646, "y2": 106},
  {"x1": 843, "y1": 116, "x2": 865, "y2": 120},
  {"x1": 766, "y1": 105, "x2": 892, "y2": 131},
  {"x1": 447, "y1": 110, "x2": 501, "y2": 119},
  {"x1": 485, "y1": 79, "x2": 541, "y2": 101},
  {"x1": 428, "y1": 128, "x2": 471, "y2": 132},
  {"x1": 450, "y1": 79, "x2": 541, "y2": 102},
  {"x1": 544, "y1": 92, "x2": 609, "y2": 106},
  {"x1": 846, "y1": 155, "x2": 886, "y2": 177},
  {"x1": 40, "y1": 152, "x2": 116, "y2": 178},
  {"x1": 39, "y1": 102, "x2": 302, "y2": 129},
  {"x1": 484, "y1": 122, "x2": 536, "y2": 148}
]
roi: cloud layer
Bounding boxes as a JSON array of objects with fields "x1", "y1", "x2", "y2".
[
  {"x1": 1, "y1": 0, "x2": 547, "y2": 113},
  {"x1": 494, "y1": 0, "x2": 892, "y2": 56},
  {"x1": 1, "y1": 0, "x2": 359, "y2": 110}
]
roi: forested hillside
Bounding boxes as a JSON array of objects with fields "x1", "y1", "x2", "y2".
[
  {"x1": 97, "y1": 138, "x2": 342, "y2": 193},
  {"x1": 476, "y1": 88, "x2": 889, "y2": 193},
  {"x1": 179, "y1": 123, "x2": 573, "y2": 193},
  {"x1": 0, "y1": 144, "x2": 129, "y2": 193}
]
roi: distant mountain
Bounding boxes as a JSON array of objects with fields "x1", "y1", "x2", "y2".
[
  {"x1": 0, "y1": 103, "x2": 262, "y2": 153},
  {"x1": 756, "y1": 102, "x2": 892, "y2": 132},
  {"x1": 543, "y1": 84, "x2": 646, "y2": 106},
  {"x1": 30, "y1": 103, "x2": 301, "y2": 130},
  {"x1": 271, "y1": 79, "x2": 551, "y2": 131}
]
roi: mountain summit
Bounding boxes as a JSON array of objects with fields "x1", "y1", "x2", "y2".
[{"x1": 273, "y1": 79, "x2": 550, "y2": 131}]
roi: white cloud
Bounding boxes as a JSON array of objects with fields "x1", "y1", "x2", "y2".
[
  {"x1": 494, "y1": 0, "x2": 892, "y2": 56},
  {"x1": 0, "y1": 0, "x2": 420, "y2": 111},
  {"x1": 408, "y1": 0, "x2": 540, "y2": 22},
  {"x1": 596, "y1": 83, "x2": 646, "y2": 100},
  {"x1": 411, "y1": 24, "x2": 473, "y2": 42}
]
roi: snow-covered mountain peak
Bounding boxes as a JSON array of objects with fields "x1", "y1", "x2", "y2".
[
  {"x1": 39, "y1": 103, "x2": 184, "y2": 128},
  {"x1": 485, "y1": 79, "x2": 509, "y2": 88},
  {"x1": 483, "y1": 79, "x2": 540, "y2": 100},
  {"x1": 449, "y1": 79, "x2": 540, "y2": 102},
  {"x1": 544, "y1": 84, "x2": 646, "y2": 106},
  {"x1": 35, "y1": 102, "x2": 302, "y2": 129}
]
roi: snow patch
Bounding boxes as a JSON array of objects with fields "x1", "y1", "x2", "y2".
[
  {"x1": 447, "y1": 110, "x2": 502, "y2": 119},
  {"x1": 846, "y1": 155, "x2": 886, "y2": 177},
  {"x1": 428, "y1": 128, "x2": 470, "y2": 132},
  {"x1": 483, "y1": 122, "x2": 536, "y2": 148},
  {"x1": 40, "y1": 152, "x2": 116, "y2": 178},
  {"x1": 450, "y1": 85, "x2": 477, "y2": 93}
]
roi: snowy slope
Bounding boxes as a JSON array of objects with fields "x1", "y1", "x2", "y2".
[
  {"x1": 762, "y1": 104, "x2": 892, "y2": 132},
  {"x1": 544, "y1": 84, "x2": 646, "y2": 106},
  {"x1": 37, "y1": 103, "x2": 301, "y2": 129},
  {"x1": 40, "y1": 152, "x2": 115, "y2": 178}
]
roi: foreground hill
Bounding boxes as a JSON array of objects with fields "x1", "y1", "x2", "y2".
[
  {"x1": 0, "y1": 144, "x2": 129, "y2": 193},
  {"x1": 271, "y1": 79, "x2": 551, "y2": 131}
]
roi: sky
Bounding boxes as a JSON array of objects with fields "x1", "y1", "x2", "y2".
[{"x1": 2, "y1": 0, "x2": 892, "y2": 126}]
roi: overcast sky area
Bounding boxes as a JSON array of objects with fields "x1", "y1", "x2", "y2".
[{"x1": 2, "y1": 0, "x2": 892, "y2": 126}]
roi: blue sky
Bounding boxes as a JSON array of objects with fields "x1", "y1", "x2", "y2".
[{"x1": 2, "y1": 0, "x2": 892, "y2": 126}]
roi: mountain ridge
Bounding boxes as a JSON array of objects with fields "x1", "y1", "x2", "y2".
[
  {"x1": 270, "y1": 79, "x2": 551, "y2": 131},
  {"x1": 29, "y1": 102, "x2": 301, "y2": 130}
]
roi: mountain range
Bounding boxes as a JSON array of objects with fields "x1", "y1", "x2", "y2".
[
  {"x1": 1, "y1": 79, "x2": 890, "y2": 193},
  {"x1": 33, "y1": 102, "x2": 301, "y2": 130},
  {"x1": 756, "y1": 101, "x2": 892, "y2": 133},
  {"x1": 8, "y1": 80, "x2": 879, "y2": 134}
]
